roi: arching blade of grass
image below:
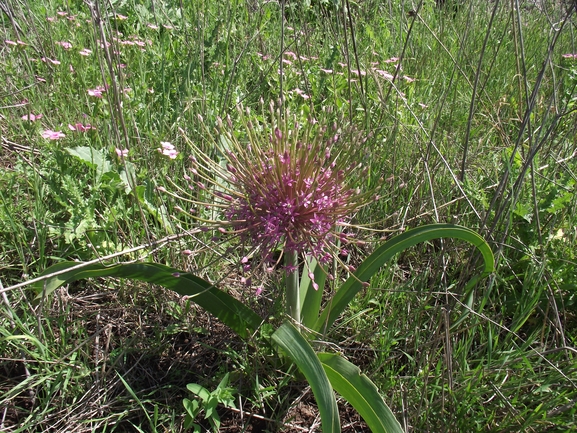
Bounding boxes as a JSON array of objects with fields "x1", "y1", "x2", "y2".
[
  {"x1": 272, "y1": 321, "x2": 341, "y2": 433},
  {"x1": 314, "y1": 224, "x2": 495, "y2": 334},
  {"x1": 32, "y1": 262, "x2": 263, "y2": 339},
  {"x1": 318, "y1": 353, "x2": 404, "y2": 433}
]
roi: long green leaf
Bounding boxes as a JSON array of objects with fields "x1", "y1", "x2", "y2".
[
  {"x1": 318, "y1": 353, "x2": 404, "y2": 433},
  {"x1": 300, "y1": 257, "x2": 328, "y2": 329},
  {"x1": 272, "y1": 322, "x2": 340, "y2": 433},
  {"x1": 315, "y1": 224, "x2": 494, "y2": 334},
  {"x1": 32, "y1": 262, "x2": 263, "y2": 338}
]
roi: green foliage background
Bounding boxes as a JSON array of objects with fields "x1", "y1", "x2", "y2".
[{"x1": 1, "y1": 0, "x2": 576, "y2": 431}]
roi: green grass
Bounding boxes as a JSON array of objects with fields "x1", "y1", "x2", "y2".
[{"x1": 1, "y1": 0, "x2": 577, "y2": 431}]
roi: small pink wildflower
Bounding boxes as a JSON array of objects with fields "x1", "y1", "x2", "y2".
[
  {"x1": 158, "y1": 141, "x2": 179, "y2": 159},
  {"x1": 41, "y1": 57, "x2": 61, "y2": 65},
  {"x1": 374, "y1": 69, "x2": 394, "y2": 80},
  {"x1": 41, "y1": 129, "x2": 65, "y2": 140},
  {"x1": 68, "y1": 123, "x2": 95, "y2": 132},
  {"x1": 284, "y1": 51, "x2": 297, "y2": 60},
  {"x1": 351, "y1": 69, "x2": 366, "y2": 76},
  {"x1": 21, "y1": 113, "x2": 43, "y2": 122},
  {"x1": 115, "y1": 14, "x2": 128, "y2": 20},
  {"x1": 98, "y1": 40, "x2": 112, "y2": 49},
  {"x1": 56, "y1": 41, "x2": 72, "y2": 49},
  {"x1": 79, "y1": 48, "x2": 92, "y2": 56},
  {"x1": 87, "y1": 86, "x2": 106, "y2": 97},
  {"x1": 562, "y1": 53, "x2": 577, "y2": 59},
  {"x1": 115, "y1": 148, "x2": 129, "y2": 158},
  {"x1": 147, "y1": 23, "x2": 159, "y2": 30},
  {"x1": 56, "y1": 11, "x2": 67, "y2": 16},
  {"x1": 293, "y1": 88, "x2": 310, "y2": 99},
  {"x1": 5, "y1": 40, "x2": 17, "y2": 46},
  {"x1": 320, "y1": 68, "x2": 333, "y2": 74}
]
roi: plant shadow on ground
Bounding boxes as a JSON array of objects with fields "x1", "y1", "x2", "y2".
[{"x1": 1, "y1": 279, "x2": 372, "y2": 432}]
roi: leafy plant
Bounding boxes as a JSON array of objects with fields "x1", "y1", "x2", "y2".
[
  {"x1": 183, "y1": 373, "x2": 237, "y2": 432},
  {"x1": 32, "y1": 103, "x2": 494, "y2": 433}
]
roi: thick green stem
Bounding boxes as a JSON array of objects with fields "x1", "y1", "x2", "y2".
[{"x1": 285, "y1": 250, "x2": 300, "y2": 323}]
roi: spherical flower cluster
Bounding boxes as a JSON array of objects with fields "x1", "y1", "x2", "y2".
[
  {"x1": 221, "y1": 127, "x2": 359, "y2": 265},
  {"x1": 182, "y1": 103, "x2": 374, "y2": 274}
]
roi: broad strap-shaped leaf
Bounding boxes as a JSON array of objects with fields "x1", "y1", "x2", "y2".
[
  {"x1": 315, "y1": 224, "x2": 495, "y2": 334},
  {"x1": 299, "y1": 257, "x2": 328, "y2": 329},
  {"x1": 32, "y1": 261, "x2": 263, "y2": 339},
  {"x1": 272, "y1": 322, "x2": 341, "y2": 433},
  {"x1": 318, "y1": 353, "x2": 404, "y2": 433}
]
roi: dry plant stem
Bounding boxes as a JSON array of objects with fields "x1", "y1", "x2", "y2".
[{"x1": 285, "y1": 250, "x2": 300, "y2": 323}]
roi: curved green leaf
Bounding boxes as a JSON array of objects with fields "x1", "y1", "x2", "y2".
[
  {"x1": 272, "y1": 322, "x2": 340, "y2": 433},
  {"x1": 318, "y1": 353, "x2": 404, "y2": 433},
  {"x1": 315, "y1": 224, "x2": 494, "y2": 334},
  {"x1": 32, "y1": 261, "x2": 263, "y2": 338}
]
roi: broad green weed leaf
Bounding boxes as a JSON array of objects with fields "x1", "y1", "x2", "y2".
[
  {"x1": 318, "y1": 353, "x2": 404, "y2": 433},
  {"x1": 66, "y1": 146, "x2": 112, "y2": 176},
  {"x1": 315, "y1": 224, "x2": 494, "y2": 334},
  {"x1": 187, "y1": 383, "x2": 212, "y2": 402},
  {"x1": 272, "y1": 321, "x2": 340, "y2": 433},
  {"x1": 32, "y1": 261, "x2": 263, "y2": 339},
  {"x1": 136, "y1": 182, "x2": 173, "y2": 233},
  {"x1": 300, "y1": 257, "x2": 327, "y2": 328}
]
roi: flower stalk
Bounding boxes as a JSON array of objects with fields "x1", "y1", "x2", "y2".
[{"x1": 285, "y1": 250, "x2": 300, "y2": 323}]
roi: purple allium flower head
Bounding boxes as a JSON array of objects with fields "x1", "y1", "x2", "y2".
[{"x1": 184, "y1": 101, "x2": 375, "y2": 274}]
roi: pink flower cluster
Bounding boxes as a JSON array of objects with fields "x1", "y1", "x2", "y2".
[
  {"x1": 158, "y1": 141, "x2": 178, "y2": 159},
  {"x1": 115, "y1": 148, "x2": 129, "y2": 158},
  {"x1": 188, "y1": 106, "x2": 370, "y2": 267},
  {"x1": 56, "y1": 41, "x2": 72, "y2": 49},
  {"x1": 21, "y1": 113, "x2": 43, "y2": 121},
  {"x1": 68, "y1": 123, "x2": 95, "y2": 132},
  {"x1": 223, "y1": 129, "x2": 357, "y2": 263},
  {"x1": 41, "y1": 130, "x2": 65, "y2": 140},
  {"x1": 87, "y1": 85, "x2": 107, "y2": 97}
]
